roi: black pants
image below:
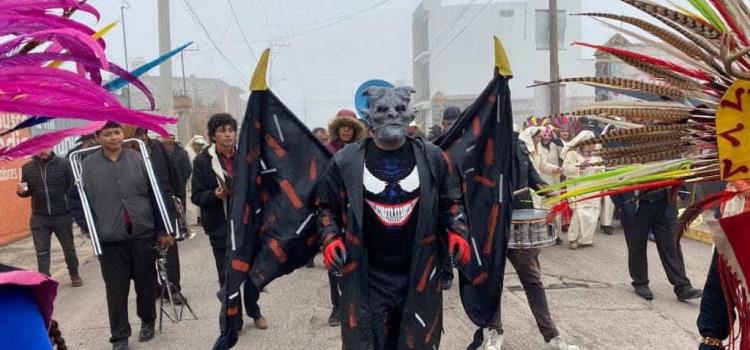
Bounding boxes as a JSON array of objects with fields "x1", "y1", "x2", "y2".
[
  {"x1": 209, "y1": 234, "x2": 227, "y2": 286},
  {"x1": 99, "y1": 238, "x2": 157, "y2": 343},
  {"x1": 492, "y1": 248, "x2": 559, "y2": 342},
  {"x1": 621, "y1": 199, "x2": 692, "y2": 290},
  {"x1": 368, "y1": 267, "x2": 409, "y2": 350},
  {"x1": 166, "y1": 241, "x2": 181, "y2": 291},
  {"x1": 208, "y1": 233, "x2": 261, "y2": 318},
  {"x1": 30, "y1": 215, "x2": 79, "y2": 276},
  {"x1": 698, "y1": 250, "x2": 730, "y2": 349},
  {"x1": 329, "y1": 271, "x2": 339, "y2": 308}
]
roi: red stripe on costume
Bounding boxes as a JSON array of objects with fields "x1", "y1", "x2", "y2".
[
  {"x1": 268, "y1": 238, "x2": 287, "y2": 263},
  {"x1": 242, "y1": 203, "x2": 252, "y2": 224},
  {"x1": 231, "y1": 259, "x2": 251, "y2": 273},
  {"x1": 348, "y1": 302, "x2": 357, "y2": 328},
  {"x1": 483, "y1": 204, "x2": 499, "y2": 255},
  {"x1": 425, "y1": 313, "x2": 440, "y2": 344},
  {"x1": 245, "y1": 147, "x2": 260, "y2": 163},
  {"x1": 227, "y1": 306, "x2": 239, "y2": 316},
  {"x1": 279, "y1": 180, "x2": 303, "y2": 209},
  {"x1": 472, "y1": 272, "x2": 488, "y2": 286},
  {"x1": 474, "y1": 175, "x2": 496, "y2": 187},
  {"x1": 484, "y1": 138, "x2": 494, "y2": 165},
  {"x1": 265, "y1": 134, "x2": 287, "y2": 158},
  {"x1": 487, "y1": 94, "x2": 497, "y2": 103},
  {"x1": 309, "y1": 158, "x2": 317, "y2": 181},
  {"x1": 472, "y1": 117, "x2": 481, "y2": 137},
  {"x1": 416, "y1": 255, "x2": 436, "y2": 293}
]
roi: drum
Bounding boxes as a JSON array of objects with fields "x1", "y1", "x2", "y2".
[{"x1": 508, "y1": 209, "x2": 557, "y2": 249}]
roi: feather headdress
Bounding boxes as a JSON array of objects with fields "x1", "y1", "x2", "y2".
[
  {"x1": 537, "y1": 1, "x2": 750, "y2": 346},
  {"x1": 0, "y1": 0, "x2": 177, "y2": 160}
]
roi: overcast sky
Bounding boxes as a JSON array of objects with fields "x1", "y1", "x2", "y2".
[{"x1": 83, "y1": 0, "x2": 691, "y2": 128}]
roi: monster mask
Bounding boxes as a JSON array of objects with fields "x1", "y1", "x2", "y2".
[{"x1": 362, "y1": 86, "x2": 415, "y2": 149}]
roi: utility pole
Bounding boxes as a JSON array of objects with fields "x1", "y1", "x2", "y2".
[
  {"x1": 120, "y1": 3, "x2": 131, "y2": 108},
  {"x1": 548, "y1": 0, "x2": 560, "y2": 116},
  {"x1": 157, "y1": 0, "x2": 178, "y2": 138}
]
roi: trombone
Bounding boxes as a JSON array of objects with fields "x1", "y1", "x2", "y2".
[{"x1": 69, "y1": 138, "x2": 175, "y2": 256}]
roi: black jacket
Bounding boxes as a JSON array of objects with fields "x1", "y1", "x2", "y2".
[
  {"x1": 191, "y1": 145, "x2": 229, "y2": 236},
  {"x1": 144, "y1": 138, "x2": 182, "y2": 203},
  {"x1": 611, "y1": 189, "x2": 676, "y2": 221},
  {"x1": 317, "y1": 137, "x2": 468, "y2": 349},
  {"x1": 170, "y1": 145, "x2": 192, "y2": 187},
  {"x1": 512, "y1": 133, "x2": 546, "y2": 209},
  {"x1": 19, "y1": 154, "x2": 73, "y2": 217}
]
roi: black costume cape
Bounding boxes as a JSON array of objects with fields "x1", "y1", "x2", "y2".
[
  {"x1": 437, "y1": 71, "x2": 514, "y2": 349},
  {"x1": 213, "y1": 86, "x2": 329, "y2": 349},
  {"x1": 214, "y1": 53, "x2": 513, "y2": 350}
]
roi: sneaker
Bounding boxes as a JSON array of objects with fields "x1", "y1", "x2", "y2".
[
  {"x1": 253, "y1": 315, "x2": 268, "y2": 329},
  {"x1": 70, "y1": 273, "x2": 83, "y2": 287},
  {"x1": 568, "y1": 242, "x2": 578, "y2": 250},
  {"x1": 601, "y1": 226, "x2": 614, "y2": 235},
  {"x1": 634, "y1": 285, "x2": 654, "y2": 300},
  {"x1": 328, "y1": 306, "x2": 340, "y2": 327},
  {"x1": 546, "y1": 336, "x2": 581, "y2": 350},
  {"x1": 305, "y1": 258, "x2": 315, "y2": 268},
  {"x1": 485, "y1": 329, "x2": 503, "y2": 350},
  {"x1": 676, "y1": 286, "x2": 703, "y2": 301}
]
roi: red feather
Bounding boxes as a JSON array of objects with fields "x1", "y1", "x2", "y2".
[
  {"x1": 546, "y1": 201, "x2": 570, "y2": 223},
  {"x1": 678, "y1": 190, "x2": 739, "y2": 240},
  {"x1": 573, "y1": 42, "x2": 713, "y2": 82},
  {"x1": 709, "y1": 0, "x2": 749, "y2": 46}
]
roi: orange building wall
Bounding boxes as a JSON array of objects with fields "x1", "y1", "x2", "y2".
[{"x1": 0, "y1": 113, "x2": 32, "y2": 245}]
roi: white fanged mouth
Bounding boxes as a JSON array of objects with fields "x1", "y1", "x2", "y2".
[{"x1": 365, "y1": 197, "x2": 419, "y2": 227}]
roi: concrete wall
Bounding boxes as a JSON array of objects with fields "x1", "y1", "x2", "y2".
[{"x1": 413, "y1": 0, "x2": 595, "y2": 126}]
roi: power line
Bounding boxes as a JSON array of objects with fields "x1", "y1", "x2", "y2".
[
  {"x1": 178, "y1": 0, "x2": 247, "y2": 84},
  {"x1": 431, "y1": 0, "x2": 477, "y2": 49},
  {"x1": 227, "y1": 0, "x2": 258, "y2": 62},
  {"x1": 432, "y1": 0, "x2": 493, "y2": 60},
  {"x1": 247, "y1": 0, "x2": 392, "y2": 43}
]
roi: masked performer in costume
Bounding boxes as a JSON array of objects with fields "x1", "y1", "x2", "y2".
[{"x1": 317, "y1": 85, "x2": 471, "y2": 349}]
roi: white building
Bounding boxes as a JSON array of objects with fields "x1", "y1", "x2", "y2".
[{"x1": 412, "y1": 0, "x2": 595, "y2": 127}]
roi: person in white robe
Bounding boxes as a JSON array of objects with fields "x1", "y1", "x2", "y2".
[
  {"x1": 519, "y1": 126, "x2": 561, "y2": 209},
  {"x1": 561, "y1": 130, "x2": 604, "y2": 249}
]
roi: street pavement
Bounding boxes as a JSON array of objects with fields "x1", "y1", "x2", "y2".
[{"x1": 0, "y1": 224, "x2": 713, "y2": 350}]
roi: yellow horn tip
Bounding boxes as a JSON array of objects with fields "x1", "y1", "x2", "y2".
[
  {"x1": 494, "y1": 35, "x2": 513, "y2": 78},
  {"x1": 250, "y1": 48, "x2": 271, "y2": 92}
]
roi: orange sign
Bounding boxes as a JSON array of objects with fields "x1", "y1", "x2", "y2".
[
  {"x1": 0, "y1": 113, "x2": 32, "y2": 245},
  {"x1": 717, "y1": 80, "x2": 750, "y2": 180}
]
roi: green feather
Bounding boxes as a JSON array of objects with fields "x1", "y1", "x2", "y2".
[{"x1": 687, "y1": 0, "x2": 728, "y2": 32}]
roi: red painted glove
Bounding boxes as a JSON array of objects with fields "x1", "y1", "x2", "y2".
[
  {"x1": 323, "y1": 237, "x2": 347, "y2": 271},
  {"x1": 448, "y1": 232, "x2": 471, "y2": 266}
]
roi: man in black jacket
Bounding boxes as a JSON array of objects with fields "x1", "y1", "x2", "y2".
[
  {"x1": 191, "y1": 113, "x2": 267, "y2": 330},
  {"x1": 486, "y1": 132, "x2": 578, "y2": 350},
  {"x1": 134, "y1": 128, "x2": 185, "y2": 300},
  {"x1": 17, "y1": 149, "x2": 81, "y2": 286},
  {"x1": 163, "y1": 135, "x2": 191, "y2": 204},
  {"x1": 612, "y1": 190, "x2": 703, "y2": 301},
  {"x1": 70, "y1": 122, "x2": 174, "y2": 350}
]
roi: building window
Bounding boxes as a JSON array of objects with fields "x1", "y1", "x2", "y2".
[
  {"x1": 535, "y1": 10, "x2": 566, "y2": 50},
  {"x1": 500, "y1": 9, "x2": 514, "y2": 18}
]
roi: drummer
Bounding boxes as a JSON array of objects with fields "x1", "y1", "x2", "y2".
[{"x1": 484, "y1": 131, "x2": 579, "y2": 350}]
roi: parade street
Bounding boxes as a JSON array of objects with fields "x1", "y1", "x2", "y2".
[{"x1": 2, "y1": 225, "x2": 712, "y2": 350}]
